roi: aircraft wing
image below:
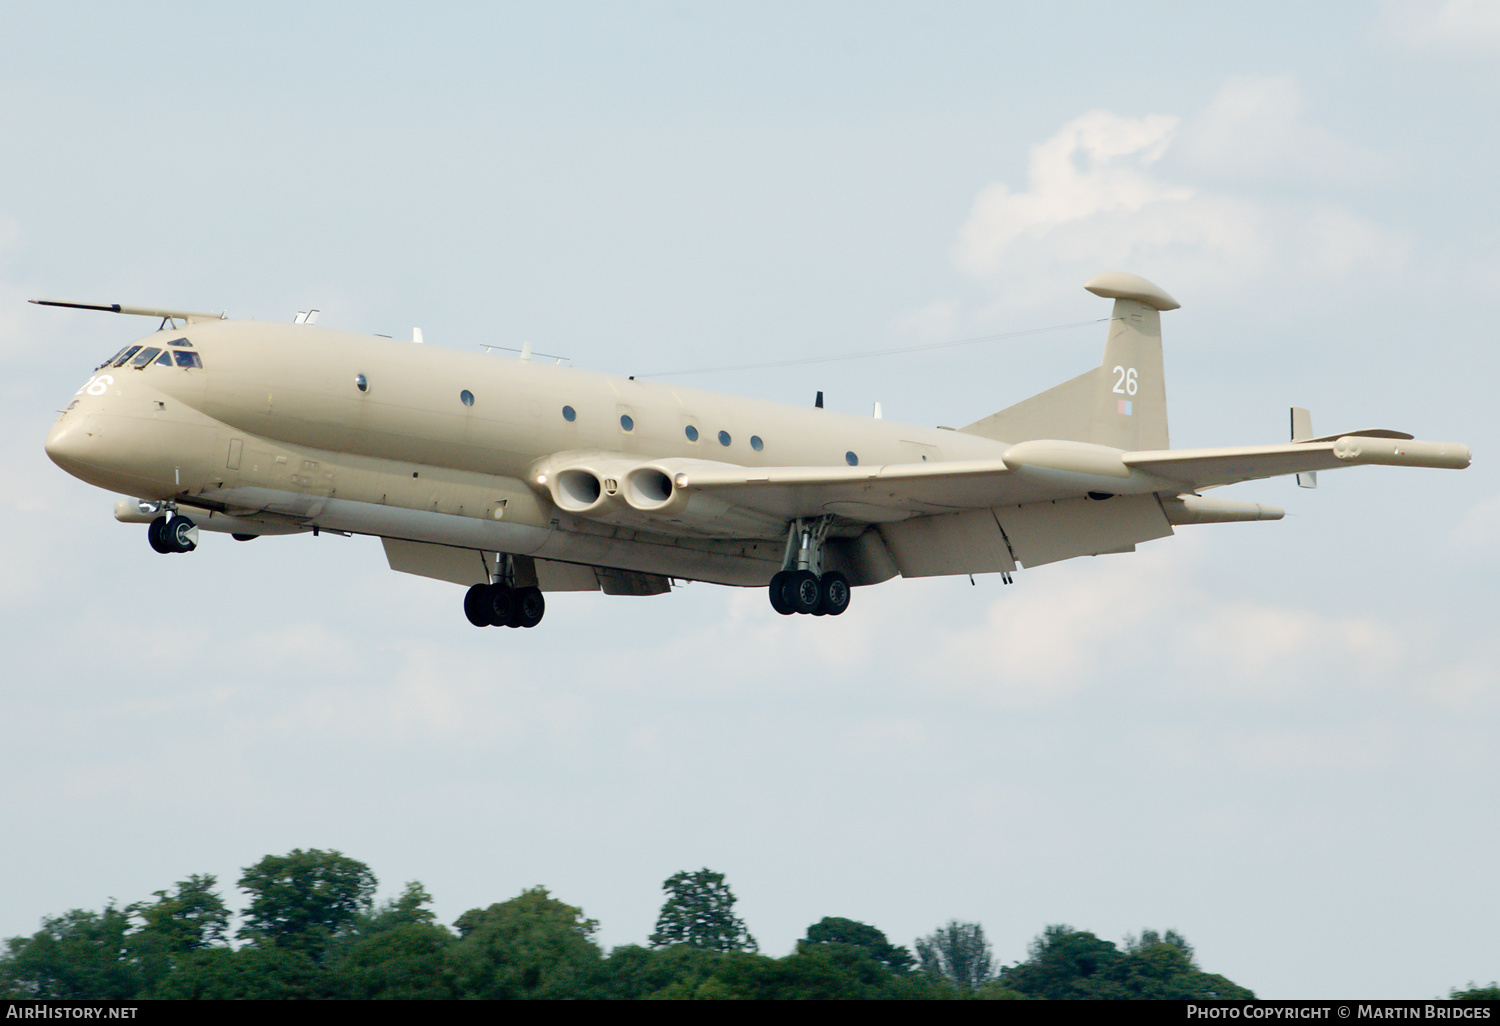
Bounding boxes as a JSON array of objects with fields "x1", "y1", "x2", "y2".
[
  {"x1": 668, "y1": 434, "x2": 1470, "y2": 522},
  {"x1": 1123, "y1": 436, "x2": 1471, "y2": 490},
  {"x1": 536, "y1": 433, "x2": 1469, "y2": 551}
]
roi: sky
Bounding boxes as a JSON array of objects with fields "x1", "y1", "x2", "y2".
[{"x1": 2, "y1": 0, "x2": 1498, "y2": 1000}]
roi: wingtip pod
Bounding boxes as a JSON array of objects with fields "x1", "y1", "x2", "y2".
[
  {"x1": 1083, "y1": 272, "x2": 1180, "y2": 311},
  {"x1": 1332, "y1": 436, "x2": 1472, "y2": 470}
]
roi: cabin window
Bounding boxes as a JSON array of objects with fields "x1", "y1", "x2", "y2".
[
  {"x1": 684, "y1": 425, "x2": 699, "y2": 442},
  {"x1": 620, "y1": 414, "x2": 635, "y2": 432},
  {"x1": 173, "y1": 350, "x2": 202, "y2": 368},
  {"x1": 750, "y1": 435, "x2": 764, "y2": 452},
  {"x1": 130, "y1": 347, "x2": 162, "y2": 368},
  {"x1": 845, "y1": 451, "x2": 859, "y2": 466},
  {"x1": 460, "y1": 390, "x2": 475, "y2": 407},
  {"x1": 112, "y1": 346, "x2": 143, "y2": 367},
  {"x1": 355, "y1": 373, "x2": 369, "y2": 393},
  {"x1": 718, "y1": 430, "x2": 731, "y2": 446},
  {"x1": 562, "y1": 405, "x2": 576, "y2": 422},
  {"x1": 154, "y1": 350, "x2": 174, "y2": 367}
]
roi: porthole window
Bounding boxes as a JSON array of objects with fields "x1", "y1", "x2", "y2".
[
  {"x1": 718, "y1": 430, "x2": 731, "y2": 446},
  {"x1": 620, "y1": 414, "x2": 635, "y2": 432},
  {"x1": 750, "y1": 435, "x2": 763, "y2": 452},
  {"x1": 460, "y1": 389, "x2": 475, "y2": 407},
  {"x1": 685, "y1": 425, "x2": 699, "y2": 442},
  {"x1": 845, "y1": 451, "x2": 859, "y2": 466},
  {"x1": 562, "y1": 405, "x2": 576, "y2": 422},
  {"x1": 355, "y1": 373, "x2": 369, "y2": 393}
]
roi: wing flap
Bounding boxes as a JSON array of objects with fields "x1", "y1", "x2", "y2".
[{"x1": 674, "y1": 458, "x2": 1018, "y2": 520}]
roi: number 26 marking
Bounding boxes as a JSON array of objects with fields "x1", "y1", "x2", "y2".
[{"x1": 1112, "y1": 366, "x2": 1137, "y2": 396}]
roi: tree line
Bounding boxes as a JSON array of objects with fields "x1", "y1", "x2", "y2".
[{"x1": 4, "y1": 849, "x2": 1265, "y2": 999}]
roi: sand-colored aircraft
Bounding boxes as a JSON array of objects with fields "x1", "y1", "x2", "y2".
[{"x1": 40, "y1": 273, "x2": 1470, "y2": 628}]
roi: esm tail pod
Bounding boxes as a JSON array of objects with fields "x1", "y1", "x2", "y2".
[{"x1": 961, "y1": 271, "x2": 1177, "y2": 451}]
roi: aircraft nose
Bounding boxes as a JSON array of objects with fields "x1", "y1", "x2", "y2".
[{"x1": 44, "y1": 413, "x2": 97, "y2": 476}]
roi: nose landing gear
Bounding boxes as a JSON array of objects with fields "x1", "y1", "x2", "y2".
[
  {"x1": 768, "y1": 517, "x2": 850, "y2": 617},
  {"x1": 147, "y1": 513, "x2": 198, "y2": 554}
]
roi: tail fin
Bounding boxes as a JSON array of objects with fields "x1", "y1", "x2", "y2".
[{"x1": 960, "y1": 272, "x2": 1177, "y2": 451}]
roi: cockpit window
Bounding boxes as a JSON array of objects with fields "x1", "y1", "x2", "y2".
[
  {"x1": 112, "y1": 346, "x2": 143, "y2": 368},
  {"x1": 173, "y1": 350, "x2": 202, "y2": 368},
  {"x1": 98, "y1": 346, "x2": 132, "y2": 370},
  {"x1": 167, "y1": 337, "x2": 192, "y2": 347},
  {"x1": 130, "y1": 347, "x2": 162, "y2": 368},
  {"x1": 154, "y1": 350, "x2": 174, "y2": 367}
]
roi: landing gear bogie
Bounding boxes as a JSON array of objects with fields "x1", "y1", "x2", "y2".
[{"x1": 767, "y1": 516, "x2": 852, "y2": 617}]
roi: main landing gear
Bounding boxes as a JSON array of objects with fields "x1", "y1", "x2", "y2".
[
  {"x1": 147, "y1": 513, "x2": 198, "y2": 554},
  {"x1": 769, "y1": 516, "x2": 850, "y2": 616},
  {"x1": 464, "y1": 555, "x2": 545, "y2": 629}
]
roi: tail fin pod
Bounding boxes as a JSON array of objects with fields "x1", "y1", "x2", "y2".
[{"x1": 960, "y1": 272, "x2": 1177, "y2": 451}]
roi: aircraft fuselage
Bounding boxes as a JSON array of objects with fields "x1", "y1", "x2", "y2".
[{"x1": 46, "y1": 320, "x2": 1004, "y2": 589}]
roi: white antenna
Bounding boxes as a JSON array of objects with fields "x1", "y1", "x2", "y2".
[
  {"x1": 872, "y1": 401, "x2": 883, "y2": 419},
  {"x1": 305, "y1": 309, "x2": 320, "y2": 325},
  {"x1": 293, "y1": 311, "x2": 307, "y2": 324},
  {"x1": 520, "y1": 340, "x2": 533, "y2": 361},
  {"x1": 413, "y1": 328, "x2": 424, "y2": 345}
]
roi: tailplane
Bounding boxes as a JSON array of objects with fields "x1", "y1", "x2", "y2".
[{"x1": 961, "y1": 272, "x2": 1177, "y2": 451}]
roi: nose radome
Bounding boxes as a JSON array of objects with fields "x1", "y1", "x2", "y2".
[{"x1": 44, "y1": 414, "x2": 95, "y2": 474}]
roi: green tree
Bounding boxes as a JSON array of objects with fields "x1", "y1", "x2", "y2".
[
  {"x1": 450, "y1": 887, "x2": 602, "y2": 999},
  {"x1": 1000, "y1": 925, "x2": 1253, "y2": 1000},
  {"x1": 648, "y1": 869, "x2": 757, "y2": 953},
  {"x1": 333, "y1": 923, "x2": 458, "y2": 999},
  {"x1": 800, "y1": 916, "x2": 915, "y2": 972},
  {"x1": 236, "y1": 849, "x2": 377, "y2": 962},
  {"x1": 0, "y1": 905, "x2": 139, "y2": 1000},
  {"x1": 126, "y1": 875, "x2": 231, "y2": 994},
  {"x1": 1452, "y1": 982, "x2": 1500, "y2": 1000},
  {"x1": 129, "y1": 874, "x2": 229, "y2": 952},
  {"x1": 916, "y1": 920, "x2": 994, "y2": 991}
]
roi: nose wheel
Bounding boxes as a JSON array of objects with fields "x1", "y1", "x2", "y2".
[
  {"x1": 768, "y1": 517, "x2": 850, "y2": 616},
  {"x1": 147, "y1": 514, "x2": 197, "y2": 554}
]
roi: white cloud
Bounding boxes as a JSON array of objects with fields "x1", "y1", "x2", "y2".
[
  {"x1": 1178, "y1": 75, "x2": 1382, "y2": 186},
  {"x1": 947, "y1": 82, "x2": 1405, "y2": 308},
  {"x1": 1380, "y1": 0, "x2": 1500, "y2": 54}
]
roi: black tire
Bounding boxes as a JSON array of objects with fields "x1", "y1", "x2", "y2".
[
  {"x1": 487, "y1": 584, "x2": 515, "y2": 627},
  {"x1": 788, "y1": 569, "x2": 821, "y2": 615},
  {"x1": 818, "y1": 571, "x2": 850, "y2": 616},
  {"x1": 167, "y1": 516, "x2": 197, "y2": 553},
  {"x1": 147, "y1": 516, "x2": 172, "y2": 554},
  {"x1": 231, "y1": 533, "x2": 259, "y2": 542},
  {"x1": 514, "y1": 587, "x2": 545, "y2": 628},
  {"x1": 463, "y1": 584, "x2": 492, "y2": 627},
  {"x1": 768, "y1": 570, "x2": 796, "y2": 615}
]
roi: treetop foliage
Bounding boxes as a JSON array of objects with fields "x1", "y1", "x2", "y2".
[
  {"x1": 1, "y1": 855, "x2": 1273, "y2": 1000},
  {"x1": 648, "y1": 868, "x2": 757, "y2": 954},
  {"x1": 916, "y1": 920, "x2": 995, "y2": 990},
  {"x1": 236, "y1": 848, "x2": 377, "y2": 962}
]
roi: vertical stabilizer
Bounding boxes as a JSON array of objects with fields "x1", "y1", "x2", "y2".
[{"x1": 960, "y1": 272, "x2": 1176, "y2": 451}]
